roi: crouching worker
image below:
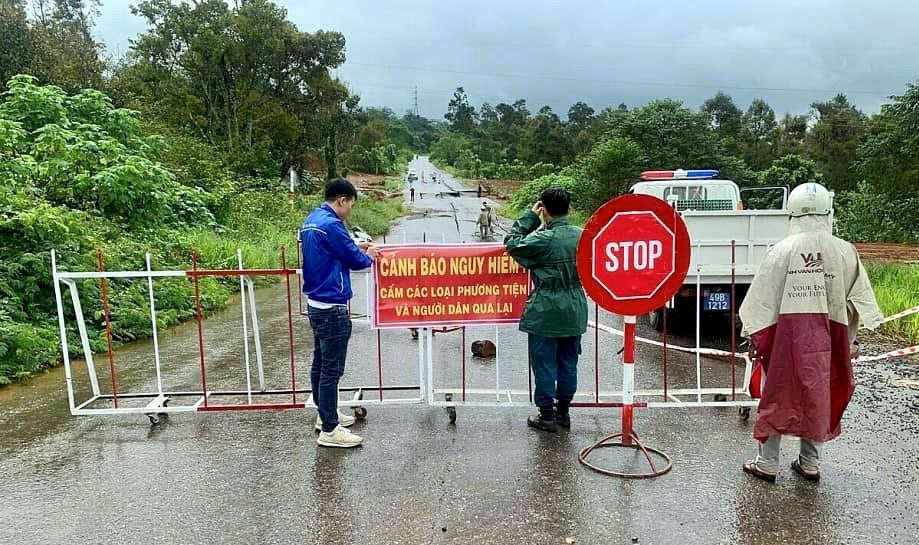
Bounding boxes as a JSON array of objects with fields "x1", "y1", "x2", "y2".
[
  {"x1": 301, "y1": 178, "x2": 379, "y2": 448},
  {"x1": 739, "y1": 182, "x2": 883, "y2": 482},
  {"x1": 505, "y1": 188, "x2": 588, "y2": 432}
]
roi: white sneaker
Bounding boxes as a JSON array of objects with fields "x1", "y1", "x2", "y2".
[
  {"x1": 317, "y1": 425, "x2": 363, "y2": 448},
  {"x1": 314, "y1": 410, "x2": 356, "y2": 432}
]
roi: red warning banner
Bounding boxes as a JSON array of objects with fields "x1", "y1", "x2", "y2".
[{"x1": 371, "y1": 244, "x2": 530, "y2": 328}]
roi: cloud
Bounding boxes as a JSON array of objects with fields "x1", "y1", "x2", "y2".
[{"x1": 95, "y1": 0, "x2": 919, "y2": 117}]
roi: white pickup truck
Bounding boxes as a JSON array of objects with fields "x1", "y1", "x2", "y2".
[{"x1": 630, "y1": 169, "x2": 791, "y2": 331}]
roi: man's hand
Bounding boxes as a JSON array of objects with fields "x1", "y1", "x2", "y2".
[
  {"x1": 357, "y1": 242, "x2": 371, "y2": 251},
  {"x1": 531, "y1": 200, "x2": 545, "y2": 217},
  {"x1": 366, "y1": 245, "x2": 380, "y2": 260},
  {"x1": 850, "y1": 341, "x2": 861, "y2": 360}
]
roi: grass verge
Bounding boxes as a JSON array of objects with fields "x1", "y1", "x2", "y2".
[{"x1": 864, "y1": 262, "x2": 919, "y2": 342}]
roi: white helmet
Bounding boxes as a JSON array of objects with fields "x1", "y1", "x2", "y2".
[{"x1": 788, "y1": 182, "x2": 833, "y2": 217}]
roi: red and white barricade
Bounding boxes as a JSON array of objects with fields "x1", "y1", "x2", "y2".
[
  {"x1": 51, "y1": 236, "x2": 917, "y2": 427},
  {"x1": 51, "y1": 247, "x2": 427, "y2": 425}
]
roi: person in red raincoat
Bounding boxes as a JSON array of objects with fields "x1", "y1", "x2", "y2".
[{"x1": 738, "y1": 182, "x2": 883, "y2": 483}]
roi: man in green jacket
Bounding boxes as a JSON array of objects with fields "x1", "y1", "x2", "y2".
[{"x1": 505, "y1": 188, "x2": 588, "y2": 432}]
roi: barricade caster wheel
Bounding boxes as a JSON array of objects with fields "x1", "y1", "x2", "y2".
[
  {"x1": 713, "y1": 394, "x2": 728, "y2": 402},
  {"x1": 444, "y1": 393, "x2": 456, "y2": 423},
  {"x1": 147, "y1": 414, "x2": 160, "y2": 425},
  {"x1": 354, "y1": 407, "x2": 368, "y2": 419},
  {"x1": 738, "y1": 407, "x2": 751, "y2": 421}
]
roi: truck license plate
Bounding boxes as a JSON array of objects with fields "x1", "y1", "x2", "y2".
[{"x1": 704, "y1": 291, "x2": 731, "y2": 311}]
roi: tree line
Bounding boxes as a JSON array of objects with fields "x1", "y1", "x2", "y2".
[{"x1": 432, "y1": 86, "x2": 919, "y2": 243}]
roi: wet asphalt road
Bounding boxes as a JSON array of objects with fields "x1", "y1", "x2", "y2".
[{"x1": 1, "y1": 156, "x2": 918, "y2": 544}]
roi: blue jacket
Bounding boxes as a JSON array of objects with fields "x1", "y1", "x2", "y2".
[{"x1": 300, "y1": 203, "x2": 372, "y2": 305}]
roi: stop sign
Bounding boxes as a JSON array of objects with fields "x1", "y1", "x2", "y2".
[{"x1": 577, "y1": 194, "x2": 691, "y2": 316}]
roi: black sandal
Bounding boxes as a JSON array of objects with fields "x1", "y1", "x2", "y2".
[
  {"x1": 791, "y1": 459, "x2": 820, "y2": 482},
  {"x1": 743, "y1": 461, "x2": 777, "y2": 483}
]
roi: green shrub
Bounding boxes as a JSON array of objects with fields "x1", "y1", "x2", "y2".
[
  {"x1": 836, "y1": 182, "x2": 919, "y2": 243},
  {"x1": 509, "y1": 174, "x2": 582, "y2": 212},
  {"x1": 383, "y1": 178, "x2": 404, "y2": 192}
]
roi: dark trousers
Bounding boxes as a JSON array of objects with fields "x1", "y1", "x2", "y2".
[
  {"x1": 528, "y1": 334, "x2": 580, "y2": 409},
  {"x1": 307, "y1": 305, "x2": 352, "y2": 432}
]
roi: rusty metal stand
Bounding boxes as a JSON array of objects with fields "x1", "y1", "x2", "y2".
[{"x1": 578, "y1": 431, "x2": 672, "y2": 479}]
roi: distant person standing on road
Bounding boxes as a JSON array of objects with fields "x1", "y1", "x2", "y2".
[
  {"x1": 410, "y1": 186, "x2": 415, "y2": 202},
  {"x1": 504, "y1": 188, "x2": 588, "y2": 432},
  {"x1": 300, "y1": 178, "x2": 379, "y2": 448},
  {"x1": 478, "y1": 203, "x2": 492, "y2": 239},
  {"x1": 739, "y1": 182, "x2": 883, "y2": 482}
]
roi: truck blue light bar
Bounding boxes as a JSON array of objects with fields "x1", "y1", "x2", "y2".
[{"x1": 640, "y1": 169, "x2": 720, "y2": 181}]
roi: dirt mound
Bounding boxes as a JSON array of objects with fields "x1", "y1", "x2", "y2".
[
  {"x1": 480, "y1": 179, "x2": 527, "y2": 203},
  {"x1": 348, "y1": 171, "x2": 389, "y2": 190},
  {"x1": 854, "y1": 243, "x2": 919, "y2": 263}
]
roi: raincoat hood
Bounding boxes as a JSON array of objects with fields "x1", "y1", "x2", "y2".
[{"x1": 787, "y1": 214, "x2": 832, "y2": 236}]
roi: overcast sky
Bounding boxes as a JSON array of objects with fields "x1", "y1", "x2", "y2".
[{"x1": 95, "y1": 0, "x2": 919, "y2": 120}]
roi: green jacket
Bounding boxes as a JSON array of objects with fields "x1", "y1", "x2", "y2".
[{"x1": 504, "y1": 211, "x2": 588, "y2": 338}]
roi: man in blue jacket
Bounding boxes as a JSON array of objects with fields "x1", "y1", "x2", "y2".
[{"x1": 301, "y1": 178, "x2": 379, "y2": 448}]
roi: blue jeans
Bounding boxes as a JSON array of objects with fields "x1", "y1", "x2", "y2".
[
  {"x1": 529, "y1": 334, "x2": 580, "y2": 409},
  {"x1": 307, "y1": 305, "x2": 352, "y2": 433}
]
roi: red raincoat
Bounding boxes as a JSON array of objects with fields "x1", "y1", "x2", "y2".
[{"x1": 739, "y1": 215, "x2": 883, "y2": 443}]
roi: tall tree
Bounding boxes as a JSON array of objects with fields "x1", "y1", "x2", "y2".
[
  {"x1": 496, "y1": 99, "x2": 530, "y2": 126},
  {"x1": 479, "y1": 101, "x2": 498, "y2": 126},
  {"x1": 567, "y1": 101, "x2": 595, "y2": 129},
  {"x1": 805, "y1": 94, "x2": 866, "y2": 192},
  {"x1": 741, "y1": 98, "x2": 777, "y2": 169},
  {"x1": 856, "y1": 82, "x2": 919, "y2": 196},
  {"x1": 702, "y1": 92, "x2": 744, "y2": 156},
  {"x1": 745, "y1": 154, "x2": 823, "y2": 209},
  {"x1": 615, "y1": 99, "x2": 718, "y2": 168},
  {"x1": 521, "y1": 105, "x2": 569, "y2": 165},
  {"x1": 444, "y1": 86, "x2": 476, "y2": 134},
  {"x1": 491, "y1": 99, "x2": 528, "y2": 160},
  {"x1": 470, "y1": 101, "x2": 501, "y2": 163},
  {"x1": 701, "y1": 91, "x2": 743, "y2": 138},
  {"x1": 122, "y1": 0, "x2": 349, "y2": 176},
  {"x1": 772, "y1": 113, "x2": 809, "y2": 158},
  {"x1": 30, "y1": 0, "x2": 105, "y2": 92},
  {"x1": 402, "y1": 111, "x2": 439, "y2": 152},
  {"x1": 0, "y1": 0, "x2": 33, "y2": 89},
  {"x1": 566, "y1": 101, "x2": 596, "y2": 157},
  {"x1": 580, "y1": 137, "x2": 646, "y2": 209},
  {"x1": 760, "y1": 154, "x2": 823, "y2": 186},
  {"x1": 592, "y1": 103, "x2": 630, "y2": 141}
]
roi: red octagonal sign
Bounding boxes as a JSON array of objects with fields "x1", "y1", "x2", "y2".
[{"x1": 577, "y1": 194, "x2": 691, "y2": 316}]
